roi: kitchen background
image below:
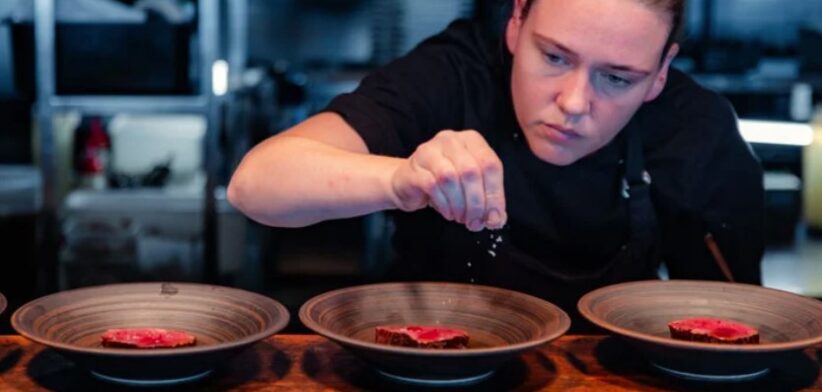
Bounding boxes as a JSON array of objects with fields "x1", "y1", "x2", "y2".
[{"x1": 0, "y1": 0, "x2": 821, "y2": 333}]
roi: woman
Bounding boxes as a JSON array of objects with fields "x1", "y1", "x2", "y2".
[{"x1": 228, "y1": 0, "x2": 764, "y2": 327}]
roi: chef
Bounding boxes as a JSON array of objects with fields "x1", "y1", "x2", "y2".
[{"x1": 228, "y1": 0, "x2": 764, "y2": 328}]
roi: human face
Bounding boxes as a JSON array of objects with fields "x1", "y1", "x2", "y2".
[{"x1": 506, "y1": 0, "x2": 679, "y2": 165}]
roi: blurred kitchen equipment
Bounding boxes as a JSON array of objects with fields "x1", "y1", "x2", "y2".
[
  {"x1": 799, "y1": 25, "x2": 822, "y2": 76},
  {"x1": 790, "y1": 83, "x2": 813, "y2": 122},
  {"x1": 0, "y1": 165, "x2": 41, "y2": 301},
  {"x1": 8, "y1": 0, "x2": 195, "y2": 96},
  {"x1": 61, "y1": 217, "x2": 139, "y2": 288},
  {"x1": 805, "y1": 111, "x2": 822, "y2": 232},
  {"x1": 107, "y1": 114, "x2": 205, "y2": 189},
  {"x1": 372, "y1": 0, "x2": 473, "y2": 64},
  {"x1": 0, "y1": 98, "x2": 33, "y2": 163},
  {"x1": 764, "y1": 171, "x2": 802, "y2": 244},
  {"x1": 61, "y1": 188, "x2": 245, "y2": 289},
  {"x1": 75, "y1": 117, "x2": 110, "y2": 190}
]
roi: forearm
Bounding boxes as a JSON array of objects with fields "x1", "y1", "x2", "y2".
[{"x1": 228, "y1": 135, "x2": 403, "y2": 227}]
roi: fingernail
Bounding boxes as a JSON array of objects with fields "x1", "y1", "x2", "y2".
[
  {"x1": 486, "y1": 209, "x2": 502, "y2": 227},
  {"x1": 468, "y1": 220, "x2": 483, "y2": 232}
]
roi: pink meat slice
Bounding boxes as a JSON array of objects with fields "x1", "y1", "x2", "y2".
[
  {"x1": 668, "y1": 317, "x2": 759, "y2": 344},
  {"x1": 101, "y1": 328, "x2": 197, "y2": 348},
  {"x1": 375, "y1": 325, "x2": 469, "y2": 349}
]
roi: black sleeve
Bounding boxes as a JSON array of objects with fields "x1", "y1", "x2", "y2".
[
  {"x1": 656, "y1": 92, "x2": 765, "y2": 284},
  {"x1": 322, "y1": 22, "x2": 483, "y2": 158}
]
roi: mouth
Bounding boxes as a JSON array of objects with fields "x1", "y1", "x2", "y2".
[{"x1": 540, "y1": 123, "x2": 581, "y2": 143}]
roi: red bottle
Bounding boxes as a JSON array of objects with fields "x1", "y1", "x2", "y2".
[{"x1": 80, "y1": 117, "x2": 110, "y2": 190}]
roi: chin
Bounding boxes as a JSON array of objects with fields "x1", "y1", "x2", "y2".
[{"x1": 527, "y1": 142, "x2": 580, "y2": 166}]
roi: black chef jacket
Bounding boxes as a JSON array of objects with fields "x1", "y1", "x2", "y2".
[{"x1": 323, "y1": 19, "x2": 765, "y2": 328}]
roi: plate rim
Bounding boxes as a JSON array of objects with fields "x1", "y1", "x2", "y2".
[
  {"x1": 0, "y1": 292, "x2": 6, "y2": 316},
  {"x1": 650, "y1": 361, "x2": 771, "y2": 382},
  {"x1": 11, "y1": 282, "x2": 290, "y2": 357},
  {"x1": 577, "y1": 279, "x2": 822, "y2": 353},
  {"x1": 299, "y1": 281, "x2": 571, "y2": 357},
  {"x1": 377, "y1": 369, "x2": 495, "y2": 386}
]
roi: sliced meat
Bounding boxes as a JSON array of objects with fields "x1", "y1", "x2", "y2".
[
  {"x1": 375, "y1": 325, "x2": 469, "y2": 349},
  {"x1": 101, "y1": 328, "x2": 197, "y2": 349},
  {"x1": 668, "y1": 318, "x2": 759, "y2": 344}
]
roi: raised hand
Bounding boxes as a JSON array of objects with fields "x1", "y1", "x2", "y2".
[{"x1": 389, "y1": 130, "x2": 507, "y2": 232}]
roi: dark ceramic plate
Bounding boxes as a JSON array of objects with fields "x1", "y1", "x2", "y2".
[
  {"x1": 300, "y1": 281, "x2": 570, "y2": 386},
  {"x1": 578, "y1": 280, "x2": 822, "y2": 382},
  {"x1": 12, "y1": 282, "x2": 289, "y2": 386}
]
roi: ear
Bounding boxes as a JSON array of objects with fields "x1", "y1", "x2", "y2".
[
  {"x1": 644, "y1": 43, "x2": 680, "y2": 102},
  {"x1": 506, "y1": 0, "x2": 528, "y2": 55}
]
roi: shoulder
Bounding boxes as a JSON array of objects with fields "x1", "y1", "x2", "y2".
[
  {"x1": 364, "y1": 19, "x2": 502, "y2": 91},
  {"x1": 324, "y1": 19, "x2": 505, "y2": 157},
  {"x1": 640, "y1": 69, "x2": 761, "y2": 205},
  {"x1": 664, "y1": 68, "x2": 736, "y2": 123},
  {"x1": 639, "y1": 68, "x2": 746, "y2": 162},
  {"x1": 408, "y1": 19, "x2": 500, "y2": 66},
  {"x1": 643, "y1": 68, "x2": 737, "y2": 143}
]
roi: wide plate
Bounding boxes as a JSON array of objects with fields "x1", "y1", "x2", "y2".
[
  {"x1": 300, "y1": 281, "x2": 570, "y2": 386},
  {"x1": 12, "y1": 282, "x2": 289, "y2": 386},
  {"x1": 578, "y1": 280, "x2": 822, "y2": 382}
]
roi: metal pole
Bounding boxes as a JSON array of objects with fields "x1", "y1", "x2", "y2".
[
  {"x1": 33, "y1": 0, "x2": 59, "y2": 294},
  {"x1": 200, "y1": 0, "x2": 221, "y2": 283},
  {"x1": 227, "y1": 0, "x2": 248, "y2": 92}
]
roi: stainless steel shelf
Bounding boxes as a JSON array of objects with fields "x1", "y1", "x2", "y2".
[
  {"x1": 32, "y1": 0, "x2": 248, "y2": 292},
  {"x1": 48, "y1": 96, "x2": 210, "y2": 115}
]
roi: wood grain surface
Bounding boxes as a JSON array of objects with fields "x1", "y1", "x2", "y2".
[{"x1": 1, "y1": 334, "x2": 820, "y2": 391}]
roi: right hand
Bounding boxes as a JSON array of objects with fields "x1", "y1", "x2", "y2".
[{"x1": 389, "y1": 130, "x2": 507, "y2": 232}]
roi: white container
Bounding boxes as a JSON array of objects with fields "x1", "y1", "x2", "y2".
[{"x1": 107, "y1": 114, "x2": 206, "y2": 185}]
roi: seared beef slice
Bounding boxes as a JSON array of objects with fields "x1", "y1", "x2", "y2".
[
  {"x1": 375, "y1": 325, "x2": 469, "y2": 348},
  {"x1": 668, "y1": 318, "x2": 759, "y2": 344}
]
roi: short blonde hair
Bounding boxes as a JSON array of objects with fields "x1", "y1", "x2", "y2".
[{"x1": 520, "y1": 0, "x2": 685, "y2": 56}]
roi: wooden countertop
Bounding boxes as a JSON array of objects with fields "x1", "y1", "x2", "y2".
[{"x1": 1, "y1": 334, "x2": 820, "y2": 391}]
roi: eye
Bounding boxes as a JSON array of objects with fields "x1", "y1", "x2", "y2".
[
  {"x1": 602, "y1": 73, "x2": 632, "y2": 88},
  {"x1": 544, "y1": 52, "x2": 569, "y2": 66}
]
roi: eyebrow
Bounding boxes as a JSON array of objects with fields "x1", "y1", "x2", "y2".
[{"x1": 532, "y1": 33, "x2": 653, "y2": 76}]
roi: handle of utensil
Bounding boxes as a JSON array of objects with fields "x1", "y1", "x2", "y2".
[{"x1": 704, "y1": 232, "x2": 735, "y2": 283}]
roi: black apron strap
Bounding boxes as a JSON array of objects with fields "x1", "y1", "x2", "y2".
[
  {"x1": 614, "y1": 117, "x2": 661, "y2": 282},
  {"x1": 625, "y1": 120, "x2": 648, "y2": 188}
]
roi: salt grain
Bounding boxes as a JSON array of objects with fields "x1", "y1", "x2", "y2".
[{"x1": 487, "y1": 250, "x2": 496, "y2": 257}]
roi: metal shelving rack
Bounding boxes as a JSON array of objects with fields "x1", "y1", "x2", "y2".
[{"x1": 33, "y1": 0, "x2": 245, "y2": 293}]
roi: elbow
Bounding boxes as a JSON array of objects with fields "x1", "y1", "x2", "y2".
[
  {"x1": 227, "y1": 168, "x2": 310, "y2": 228},
  {"x1": 227, "y1": 171, "x2": 274, "y2": 226},
  {"x1": 227, "y1": 171, "x2": 250, "y2": 217}
]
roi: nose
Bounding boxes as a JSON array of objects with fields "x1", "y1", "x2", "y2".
[{"x1": 555, "y1": 70, "x2": 592, "y2": 118}]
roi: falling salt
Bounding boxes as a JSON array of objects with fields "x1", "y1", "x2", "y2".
[
  {"x1": 466, "y1": 262, "x2": 472, "y2": 268},
  {"x1": 487, "y1": 250, "x2": 496, "y2": 257},
  {"x1": 492, "y1": 244, "x2": 497, "y2": 249}
]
